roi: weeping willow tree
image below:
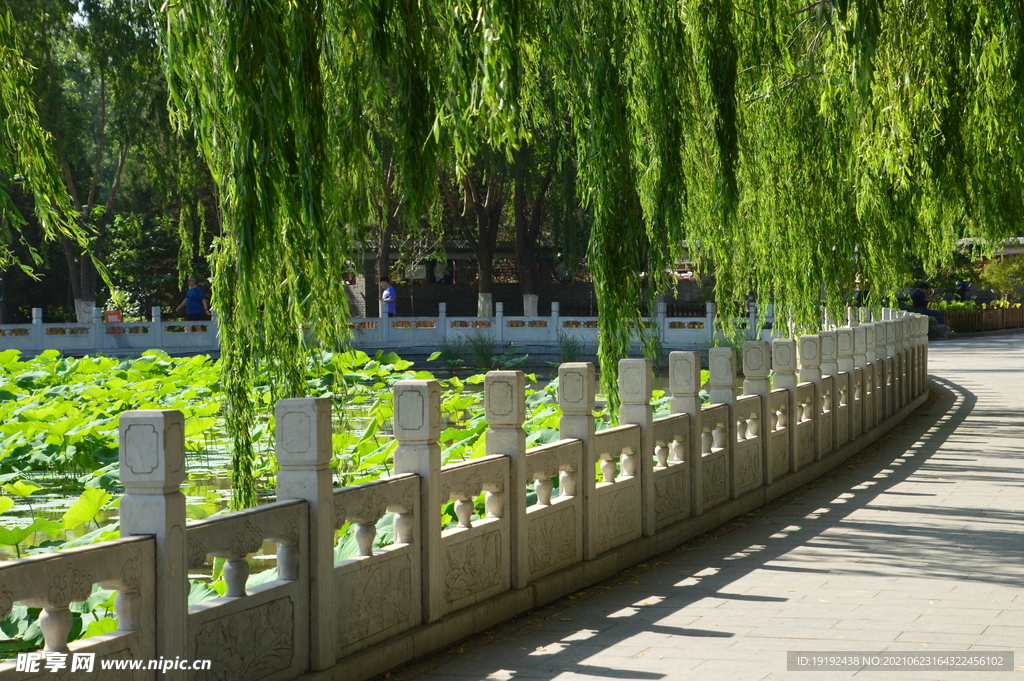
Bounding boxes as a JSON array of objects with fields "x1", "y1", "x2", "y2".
[
  {"x1": 157, "y1": 0, "x2": 1024, "y2": 504},
  {"x1": 0, "y1": 8, "x2": 84, "y2": 274}
]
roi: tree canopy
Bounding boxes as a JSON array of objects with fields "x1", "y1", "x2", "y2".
[{"x1": 5, "y1": 0, "x2": 1024, "y2": 507}]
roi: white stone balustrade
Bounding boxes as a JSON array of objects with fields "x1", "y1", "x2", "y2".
[{"x1": 0, "y1": 314, "x2": 933, "y2": 681}]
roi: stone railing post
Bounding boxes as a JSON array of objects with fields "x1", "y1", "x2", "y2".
[
  {"x1": 151, "y1": 306, "x2": 164, "y2": 349},
  {"x1": 495, "y1": 302, "x2": 505, "y2": 343},
  {"x1": 874, "y1": 321, "x2": 887, "y2": 421},
  {"x1": 708, "y1": 348, "x2": 738, "y2": 499},
  {"x1": 798, "y1": 335, "x2": 821, "y2": 384},
  {"x1": 847, "y1": 307, "x2": 859, "y2": 327},
  {"x1": 32, "y1": 307, "x2": 44, "y2": 353},
  {"x1": 837, "y1": 328, "x2": 855, "y2": 375},
  {"x1": 558, "y1": 363, "x2": 597, "y2": 559},
  {"x1": 619, "y1": 358, "x2": 655, "y2": 536},
  {"x1": 276, "y1": 397, "x2": 335, "y2": 669},
  {"x1": 93, "y1": 307, "x2": 105, "y2": 352},
  {"x1": 743, "y1": 341, "x2": 772, "y2": 484},
  {"x1": 656, "y1": 301, "x2": 667, "y2": 344},
  {"x1": 550, "y1": 302, "x2": 560, "y2": 342},
  {"x1": 118, "y1": 410, "x2": 188, "y2": 675},
  {"x1": 438, "y1": 303, "x2": 448, "y2": 341},
  {"x1": 708, "y1": 347, "x2": 736, "y2": 406},
  {"x1": 747, "y1": 303, "x2": 758, "y2": 340},
  {"x1": 884, "y1": 315, "x2": 897, "y2": 416},
  {"x1": 853, "y1": 326, "x2": 867, "y2": 370},
  {"x1": 772, "y1": 339, "x2": 797, "y2": 474},
  {"x1": 484, "y1": 371, "x2": 527, "y2": 588},
  {"x1": 669, "y1": 351, "x2": 703, "y2": 517},
  {"x1": 705, "y1": 302, "x2": 717, "y2": 344},
  {"x1": 392, "y1": 380, "x2": 442, "y2": 622},
  {"x1": 820, "y1": 331, "x2": 838, "y2": 377}
]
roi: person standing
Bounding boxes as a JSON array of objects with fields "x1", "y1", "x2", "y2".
[
  {"x1": 176, "y1": 276, "x2": 210, "y2": 331},
  {"x1": 379, "y1": 276, "x2": 396, "y2": 316}
]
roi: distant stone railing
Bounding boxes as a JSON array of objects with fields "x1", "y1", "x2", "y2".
[
  {"x1": 0, "y1": 307, "x2": 218, "y2": 356},
  {"x1": 351, "y1": 301, "x2": 768, "y2": 349},
  {"x1": 0, "y1": 309, "x2": 930, "y2": 681}
]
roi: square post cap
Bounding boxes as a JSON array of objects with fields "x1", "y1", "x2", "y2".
[
  {"x1": 119, "y1": 410, "x2": 186, "y2": 494},
  {"x1": 618, "y1": 358, "x2": 653, "y2": 405},
  {"x1": 772, "y1": 338, "x2": 797, "y2": 373},
  {"x1": 485, "y1": 371, "x2": 526, "y2": 426},
  {"x1": 393, "y1": 380, "x2": 442, "y2": 443},
  {"x1": 558, "y1": 363, "x2": 596, "y2": 414},
  {"x1": 819, "y1": 331, "x2": 838, "y2": 363},
  {"x1": 799, "y1": 335, "x2": 821, "y2": 367},
  {"x1": 742, "y1": 341, "x2": 770, "y2": 379},
  {"x1": 708, "y1": 347, "x2": 736, "y2": 389},
  {"x1": 669, "y1": 351, "x2": 701, "y2": 396},
  {"x1": 275, "y1": 397, "x2": 333, "y2": 468}
]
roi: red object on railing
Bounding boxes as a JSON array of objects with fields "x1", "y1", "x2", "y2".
[{"x1": 103, "y1": 310, "x2": 123, "y2": 323}]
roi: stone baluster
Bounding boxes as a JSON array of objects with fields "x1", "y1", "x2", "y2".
[
  {"x1": 618, "y1": 358, "x2": 655, "y2": 536},
  {"x1": 118, "y1": 410, "x2": 188, "y2": 677},
  {"x1": 669, "y1": 351, "x2": 703, "y2": 516},
  {"x1": 484, "y1": 371, "x2": 527, "y2": 588},
  {"x1": 392, "y1": 380, "x2": 443, "y2": 622},
  {"x1": 742, "y1": 341, "x2": 772, "y2": 484},
  {"x1": 820, "y1": 331, "x2": 838, "y2": 377},
  {"x1": 276, "y1": 397, "x2": 335, "y2": 669},
  {"x1": 772, "y1": 339, "x2": 798, "y2": 475},
  {"x1": 558, "y1": 363, "x2": 598, "y2": 560}
]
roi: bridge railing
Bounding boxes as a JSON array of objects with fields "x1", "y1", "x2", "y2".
[
  {"x1": 0, "y1": 307, "x2": 218, "y2": 356},
  {"x1": 0, "y1": 310, "x2": 929, "y2": 681}
]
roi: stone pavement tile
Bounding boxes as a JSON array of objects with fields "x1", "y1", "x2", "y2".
[
  {"x1": 746, "y1": 626, "x2": 902, "y2": 643},
  {"x1": 689, "y1": 658, "x2": 776, "y2": 680}
]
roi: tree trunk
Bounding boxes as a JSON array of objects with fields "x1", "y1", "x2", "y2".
[{"x1": 514, "y1": 147, "x2": 555, "y2": 316}]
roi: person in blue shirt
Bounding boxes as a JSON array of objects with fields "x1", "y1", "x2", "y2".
[
  {"x1": 176, "y1": 276, "x2": 210, "y2": 331},
  {"x1": 379, "y1": 276, "x2": 396, "y2": 316}
]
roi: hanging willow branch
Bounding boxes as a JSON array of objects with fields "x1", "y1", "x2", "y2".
[{"x1": 158, "y1": 0, "x2": 1024, "y2": 501}]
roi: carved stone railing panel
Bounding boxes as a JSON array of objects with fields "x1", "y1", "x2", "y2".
[
  {"x1": 699, "y1": 404, "x2": 730, "y2": 510},
  {"x1": 0, "y1": 536, "x2": 155, "y2": 675},
  {"x1": 652, "y1": 413, "x2": 690, "y2": 529},
  {"x1": 438, "y1": 455, "x2": 511, "y2": 616},
  {"x1": 732, "y1": 395, "x2": 762, "y2": 497},
  {"x1": 185, "y1": 499, "x2": 309, "y2": 681},
  {"x1": 591, "y1": 424, "x2": 642, "y2": 556},
  {"x1": 524, "y1": 439, "x2": 583, "y2": 581},
  {"x1": 817, "y1": 375, "x2": 834, "y2": 460},
  {"x1": 332, "y1": 473, "x2": 421, "y2": 658},
  {"x1": 768, "y1": 389, "x2": 791, "y2": 481},
  {"x1": 794, "y1": 383, "x2": 816, "y2": 471},
  {"x1": 333, "y1": 474, "x2": 419, "y2": 544}
]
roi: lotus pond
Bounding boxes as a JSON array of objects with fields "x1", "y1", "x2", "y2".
[{"x1": 0, "y1": 346, "x2": 700, "y2": 655}]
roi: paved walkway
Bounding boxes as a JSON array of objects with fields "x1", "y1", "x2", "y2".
[{"x1": 392, "y1": 336, "x2": 1024, "y2": 681}]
